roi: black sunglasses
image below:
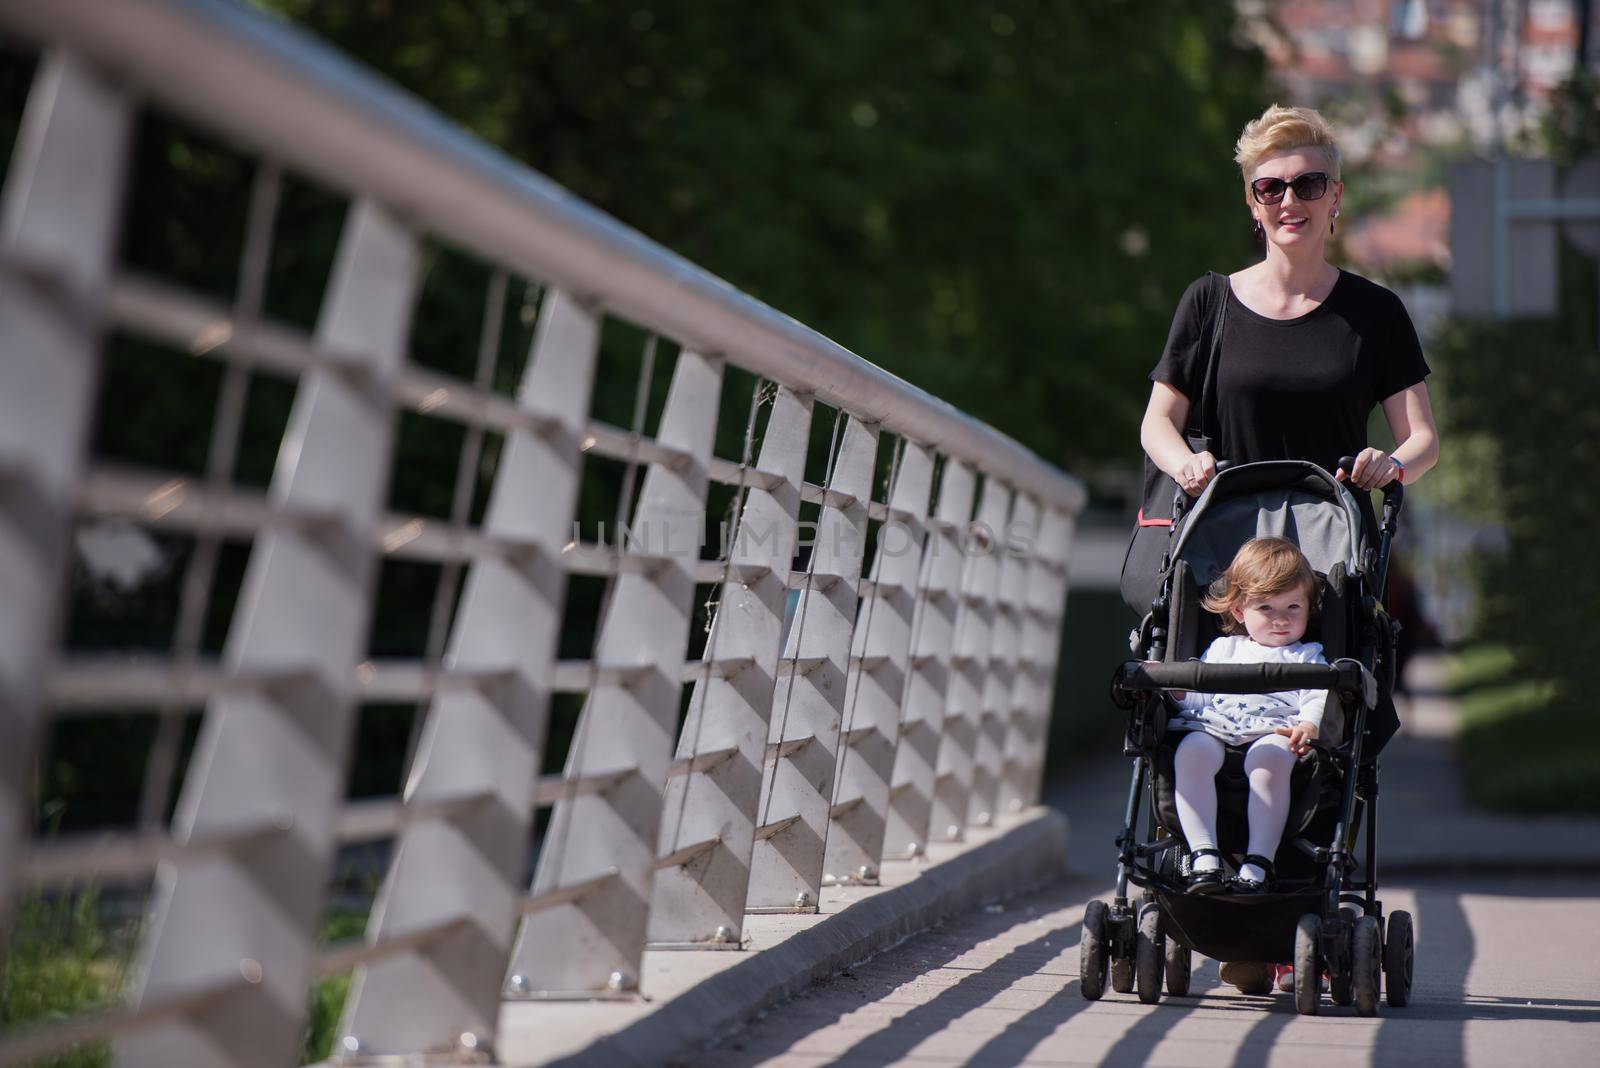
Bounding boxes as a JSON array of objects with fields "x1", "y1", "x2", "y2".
[{"x1": 1250, "y1": 171, "x2": 1330, "y2": 205}]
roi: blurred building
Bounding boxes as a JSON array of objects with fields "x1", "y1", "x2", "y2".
[
  {"x1": 1236, "y1": 0, "x2": 1596, "y2": 278},
  {"x1": 1239, "y1": 1, "x2": 1591, "y2": 162}
]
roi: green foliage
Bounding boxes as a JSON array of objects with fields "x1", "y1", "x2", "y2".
[
  {"x1": 303, "y1": 971, "x2": 353, "y2": 1065},
  {"x1": 1, "y1": 887, "x2": 130, "y2": 1068},
  {"x1": 1427, "y1": 237, "x2": 1599, "y2": 811},
  {"x1": 1445, "y1": 642, "x2": 1516, "y2": 696},
  {"x1": 1539, "y1": 71, "x2": 1600, "y2": 169},
  {"x1": 259, "y1": 0, "x2": 1270, "y2": 468},
  {"x1": 1451, "y1": 646, "x2": 1600, "y2": 813},
  {"x1": 299, "y1": 907, "x2": 370, "y2": 1065},
  {"x1": 1428, "y1": 241, "x2": 1599, "y2": 698}
]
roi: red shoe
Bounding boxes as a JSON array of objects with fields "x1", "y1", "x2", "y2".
[{"x1": 1274, "y1": 965, "x2": 1328, "y2": 992}]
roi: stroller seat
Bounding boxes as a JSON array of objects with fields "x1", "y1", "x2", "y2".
[{"x1": 1149, "y1": 559, "x2": 1352, "y2": 872}]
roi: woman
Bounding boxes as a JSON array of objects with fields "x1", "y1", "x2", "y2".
[
  {"x1": 1139, "y1": 104, "x2": 1440, "y2": 994},
  {"x1": 1142, "y1": 104, "x2": 1439, "y2": 499}
]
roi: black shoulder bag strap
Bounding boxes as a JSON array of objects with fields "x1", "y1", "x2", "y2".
[
  {"x1": 1186, "y1": 270, "x2": 1231, "y2": 457},
  {"x1": 1119, "y1": 270, "x2": 1231, "y2": 617}
]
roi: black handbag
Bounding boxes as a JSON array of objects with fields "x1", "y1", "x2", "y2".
[{"x1": 1118, "y1": 271, "x2": 1230, "y2": 616}]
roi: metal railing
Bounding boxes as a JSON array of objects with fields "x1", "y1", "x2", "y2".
[{"x1": 0, "y1": 1, "x2": 1084, "y2": 1065}]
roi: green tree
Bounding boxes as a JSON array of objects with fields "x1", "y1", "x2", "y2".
[{"x1": 260, "y1": 0, "x2": 1269, "y2": 469}]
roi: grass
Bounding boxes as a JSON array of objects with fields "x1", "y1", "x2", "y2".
[
  {"x1": 301, "y1": 906, "x2": 370, "y2": 1066},
  {"x1": 1451, "y1": 644, "x2": 1600, "y2": 814},
  {"x1": 0, "y1": 886, "x2": 133, "y2": 1068},
  {"x1": 1, "y1": 885, "x2": 371, "y2": 1068}
]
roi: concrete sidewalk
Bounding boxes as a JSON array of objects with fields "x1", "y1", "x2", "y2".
[
  {"x1": 1048, "y1": 652, "x2": 1600, "y2": 879},
  {"x1": 499, "y1": 653, "x2": 1599, "y2": 1066},
  {"x1": 501, "y1": 807, "x2": 1069, "y2": 1066}
]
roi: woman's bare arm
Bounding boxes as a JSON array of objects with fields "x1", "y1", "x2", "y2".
[
  {"x1": 1381, "y1": 382, "x2": 1440, "y2": 480},
  {"x1": 1140, "y1": 382, "x2": 1217, "y2": 495},
  {"x1": 1338, "y1": 382, "x2": 1441, "y2": 489}
]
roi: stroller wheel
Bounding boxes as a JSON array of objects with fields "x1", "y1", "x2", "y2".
[
  {"x1": 1111, "y1": 956, "x2": 1135, "y2": 994},
  {"x1": 1353, "y1": 914, "x2": 1383, "y2": 1017},
  {"x1": 1385, "y1": 910, "x2": 1415, "y2": 1008},
  {"x1": 1135, "y1": 904, "x2": 1164, "y2": 1004},
  {"x1": 1164, "y1": 936, "x2": 1192, "y2": 997},
  {"x1": 1329, "y1": 910, "x2": 1357, "y2": 1006},
  {"x1": 1080, "y1": 900, "x2": 1110, "y2": 1000},
  {"x1": 1294, "y1": 914, "x2": 1322, "y2": 1015}
]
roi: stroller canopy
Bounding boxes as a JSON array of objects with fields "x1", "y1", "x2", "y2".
[{"x1": 1170, "y1": 461, "x2": 1369, "y2": 586}]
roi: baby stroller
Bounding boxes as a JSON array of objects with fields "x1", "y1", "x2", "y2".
[{"x1": 1090, "y1": 458, "x2": 1414, "y2": 1016}]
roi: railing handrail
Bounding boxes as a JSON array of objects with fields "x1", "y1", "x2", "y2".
[{"x1": 0, "y1": 0, "x2": 1084, "y2": 513}]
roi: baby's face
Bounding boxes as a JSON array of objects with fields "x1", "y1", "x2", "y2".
[{"x1": 1232, "y1": 581, "x2": 1312, "y2": 647}]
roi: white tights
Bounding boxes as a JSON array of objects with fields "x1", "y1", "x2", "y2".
[{"x1": 1173, "y1": 732, "x2": 1297, "y2": 882}]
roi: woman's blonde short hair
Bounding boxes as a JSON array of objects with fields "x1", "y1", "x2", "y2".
[
  {"x1": 1202, "y1": 536, "x2": 1322, "y2": 635},
  {"x1": 1234, "y1": 104, "x2": 1341, "y2": 181}
]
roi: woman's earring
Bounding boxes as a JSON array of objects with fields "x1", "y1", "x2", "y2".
[
  {"x1": 1253, "y1": 219, "x2": 1263, "y2": 239},
  {"x1": 1331, "y1": 209, "x2": 1339, "y2": 236}
]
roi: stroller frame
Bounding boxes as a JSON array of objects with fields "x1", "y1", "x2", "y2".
[{"x1": 1086, "y1": 458, "x2": 1415, "y2": 1016}]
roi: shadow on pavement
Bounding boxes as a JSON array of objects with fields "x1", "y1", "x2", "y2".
[
  {"x1": 1372, "y1": 884, "x2": 1471, "y2": 1067},
  {"x1": 819, "y1": 890, "x2": 1092, "y2": 1067},
  {"x1": 1227, "y1": 998, "x2": 1297, "y2": 1068},
  {"x1": 699, "y1": 876, "x2": 1097, "y2": 1068},
  {"x1": 1083, "y1": 975, "x2": 1210, "y2": 1068}
]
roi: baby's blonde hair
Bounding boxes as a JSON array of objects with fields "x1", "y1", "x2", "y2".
[
  {"x1": 1234, "y1": 104, "x2": 1341, "y2": 181},
  {"x1": 1202, "y1": 536, "x2": 1321, "y2": 636}
]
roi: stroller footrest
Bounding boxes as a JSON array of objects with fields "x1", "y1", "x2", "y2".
[{"x1": 1292, "y1": 836, "x2": 1331, "y2": 864}]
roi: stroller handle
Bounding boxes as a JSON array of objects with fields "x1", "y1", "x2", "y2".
[
  {"x1": 1334, "y1": 454, "x2": 1405, "y2": 508},
  {"x1": 1334, "y1": 455, "x2": 1406, "y2": 604},
  {"x1": 1115, "y1": 657, "x2": 1379, "y2": 710}
]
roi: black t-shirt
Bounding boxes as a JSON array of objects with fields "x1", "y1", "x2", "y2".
[{"x1": 1150, "y1": 270, "x2": 1430, "y2": 474}]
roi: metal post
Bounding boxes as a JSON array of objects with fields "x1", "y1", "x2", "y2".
[
  {"x1": 1003, "y1": 505, "x2": 1076, "y2": 811},
  {"x1": 334, "y1": 291, "x2": 600, "y2": 1062},
  {"x1": 745, "y1": 415, "x2": 878, "y2": 912},
  {"x1": 0, "y1": 51, "x2": 131, "y2": 946},
  {"x1": 821, "y1": 442, "x2": 935, "y2": 885},
  {"x1": 966, "y1": 485, "x2": 1024, "y2": 829},
  {"x1": 989, "y1": 495, "x2": 1040, "y2": 816},
  {"x1": 648, "y1": 385, "x2": 812, "y2": 946},
  {"x1": 120, "y1": 200, "x2": 420, "y2": 1068},
  {"x1": 505, "y1": 349, "x2": 722, "y2": 996},
  {"x1": 882, "y1": 460, "x2": 976, "y2": 860},
  {"x1": 929, "y1": 478, "x2": 1011, "y2": 839}
]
